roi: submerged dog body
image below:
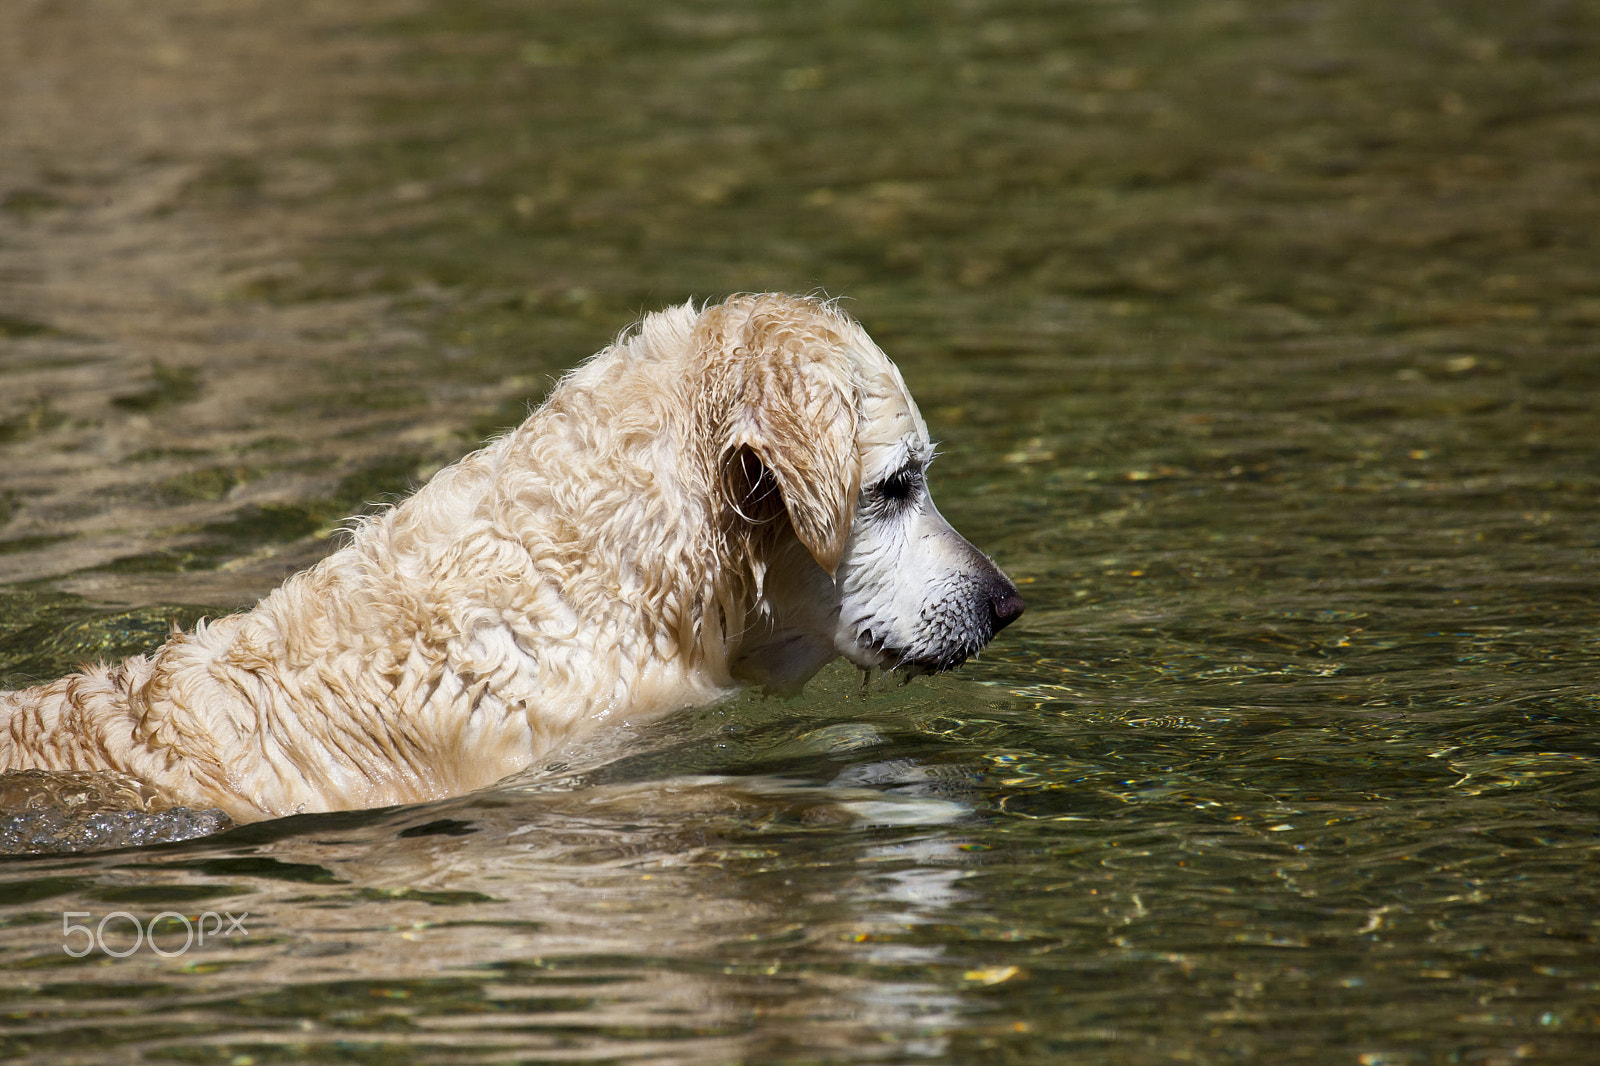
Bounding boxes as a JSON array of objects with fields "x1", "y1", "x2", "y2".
[{"x1": 0, "y1": 295, "x2": 1021, "y2": 821}]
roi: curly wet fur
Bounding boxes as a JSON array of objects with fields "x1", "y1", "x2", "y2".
[{"x1": 0, "y1": 294, "x2": 1019, "y2": 821}]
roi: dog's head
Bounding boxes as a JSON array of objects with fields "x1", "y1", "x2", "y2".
[{"x1": 700, "y1": 294, "x2": 1023, "y2": 692}]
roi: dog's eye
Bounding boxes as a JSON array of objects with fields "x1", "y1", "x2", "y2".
[{"x1": 875, "y1": 466, "x2": 922, "y2": 504}]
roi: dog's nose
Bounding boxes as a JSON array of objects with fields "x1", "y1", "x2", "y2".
[{"x1": 988, "y1": 583, "x2": 1025, "y2": 634}]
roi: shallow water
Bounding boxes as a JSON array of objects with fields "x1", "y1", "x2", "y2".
[{"x1": 2, "y1": 0, "x2": 1599, "y2": 1062}]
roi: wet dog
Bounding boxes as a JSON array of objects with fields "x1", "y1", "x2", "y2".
[{"x1": 0, "y1": 294, "x2": 1021, "y2": 821}]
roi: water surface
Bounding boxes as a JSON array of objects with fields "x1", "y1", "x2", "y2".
[{"x1": 2, "y1": 0, "x2": 1598, "y2": 1062}]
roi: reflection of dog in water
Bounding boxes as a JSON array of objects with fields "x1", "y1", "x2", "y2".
[{"x1": 0, "y1": 294, "x2": 1022, "y2": 822}]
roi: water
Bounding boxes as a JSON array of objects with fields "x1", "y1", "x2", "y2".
[{"x1": 2, "y1": 0, "x2": 1598, "y2": 1061}]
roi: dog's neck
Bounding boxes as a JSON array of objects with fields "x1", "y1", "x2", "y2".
[{"x1": 106, "y1": 391, "x2": 773, "y2": 818}]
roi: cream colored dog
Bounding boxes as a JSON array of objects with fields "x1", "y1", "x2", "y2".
[{"x1": 0, "y1": 294, "x2": 1022, "y2": 822}]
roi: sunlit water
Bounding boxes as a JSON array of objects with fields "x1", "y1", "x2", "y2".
[{"x1": 2, "y1": 0, "x2": 1597, "y2": 1062}]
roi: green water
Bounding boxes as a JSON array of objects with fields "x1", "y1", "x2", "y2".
[{"x1": 2, "y1": 0, "x2": 1598, "y2": 1061}]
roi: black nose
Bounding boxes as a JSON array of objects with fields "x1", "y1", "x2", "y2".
[{"x1": 988, "y1": 582, "x2": 1025, "y2": 635}]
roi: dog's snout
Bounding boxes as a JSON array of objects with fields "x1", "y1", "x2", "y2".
[
  {"x1": 949, "y1": 532, "x2": 1024, "y2": 640},
  {"x1": 988, "y1": 581, "x2": 1024, "y2": 634}
]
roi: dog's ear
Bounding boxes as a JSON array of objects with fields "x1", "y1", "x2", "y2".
[{"x1": 725, "y1": 350, "x2": 861, "y2": 577}]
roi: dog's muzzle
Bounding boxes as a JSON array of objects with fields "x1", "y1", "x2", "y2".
[{"x1": 890, "y1": 565, "x2": 1024, "y2": 675}]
